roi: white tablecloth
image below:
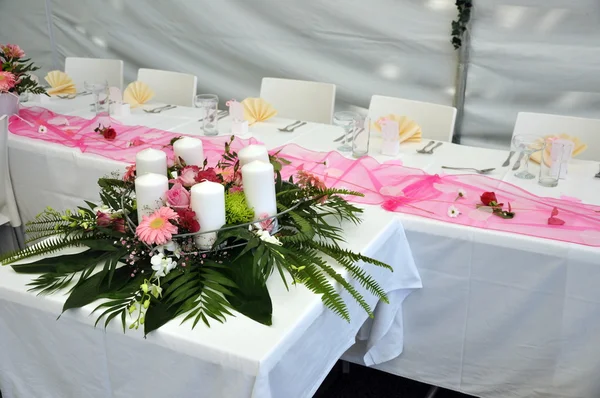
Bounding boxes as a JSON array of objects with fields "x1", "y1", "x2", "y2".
[
  {"x1": 7, "y1": 99, "x2": 600, "y2": 398},
  {"x1": 1, "y1": 99, "x2": 422, "y2": 398}
]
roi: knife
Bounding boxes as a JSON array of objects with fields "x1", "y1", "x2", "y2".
[{"x1": 512, "y1": 152, "x2": 525, "y2": 171}]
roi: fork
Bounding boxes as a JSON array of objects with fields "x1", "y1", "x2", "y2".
[
  {"x1": 441, "y1": 166, "x2": 496, "y2": 174},
  {"x1": 199, "y1": 110, "x2": 228, "y2": 122},
  {"x1": 278, "y1": 121, "x2": 302, "y2": 132},
  {"x1": 502, "y1": 151, "x2": 515, "y2": 167},
  {"x1": 426, "y1": 142, "x2": 443, "y2": 154},
  {"x1": 58, "y1": 91, "x2": 91, "y2": 99},
  {"x1": 416, "y1": 141, "x2": 435, "y2": 153},
  {"x1": 143, "y1": 105, "x2": 176, "y2": 114},
  {"x1": 512, "y1": 152, "x2": 525, "y2": 171},
  {"x1": 284, "y1": 121, "x2": 306, "y2": 132}
]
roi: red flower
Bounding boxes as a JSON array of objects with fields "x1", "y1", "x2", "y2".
[
  {"x1": 123, "y1": 164, "x2": 136, "y2": 182},
  {"x1": 103, "y1": 127, "x2": 117, "y2": 140},
  {"x1": 196, "y1": 167, "x2": 221, "y2": 183},
  {"x1": 96, "y1": 211, "x2": 112, "y2": 227},
  {"x1": 480, "y1": 192, "x2": 502, "y2": 207},
  {"x1": 176, "y1": 208, "x2": 200, "y2": 233}
]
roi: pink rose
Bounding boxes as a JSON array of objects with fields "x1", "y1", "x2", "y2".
[
  {"x1": 130, "y1": 137, "x2": 145, "y2": 147},
  {"x1": 166, "y1": 183, "x2": 191, "y2": 209},
  {"x1": 1, "y1": 44, "x2": 25, "y2": 59},
  {"x1": 171, "y1": 166, "x2": 199, "y2": 187}
]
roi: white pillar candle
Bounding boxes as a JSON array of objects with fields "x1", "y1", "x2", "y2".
[
  {"x1": 136, "y1": 148, "x2": 167, "y2": 177},
  {"x1": 173, "y1": 137, "x2": 204, "y2": 167},
  {"x1": 135, "y1": 173, "x2": 168, "y2": 221},
  {"x1": 191, "y1": 181, "x2": 226, "y2": 250},
  {"x1": 241, "y1": 160, "x2": 277, "y2": 220},
  {"x1": 238, "y1": 145, "x2": 269, "y2": 166}
]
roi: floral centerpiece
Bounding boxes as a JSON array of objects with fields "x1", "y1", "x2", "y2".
[
  {"x1": 1, "y1": 43, "x2": 46, "y2": 116},
  {"x1": 0, "y1": 137, "x2": 392, "y2": 335}
]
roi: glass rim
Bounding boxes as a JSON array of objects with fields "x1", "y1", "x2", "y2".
[{"x1": 195, "y1": 94, "x2": 218, "y2": 100}]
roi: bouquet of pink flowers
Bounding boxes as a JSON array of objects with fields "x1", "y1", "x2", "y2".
[{"x1": 0, "y1": 43, "x2": 46, "y2": 95}]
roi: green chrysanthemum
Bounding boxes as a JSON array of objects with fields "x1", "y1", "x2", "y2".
[{"x1": 225, "y1": 191, "x2": 254, "y2": 225}]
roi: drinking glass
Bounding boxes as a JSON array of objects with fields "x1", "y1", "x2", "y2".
[
  {"x1": 84, "y1": 81, "x2": 109, "y2": 115},
  {"x1": 333, "y1": 111, "x2": 360, "y2": 152},
  {"x1": 195, "y1": 94, "x2": 219, "y2": 136},
  {"x1": 511, "y1": 134, "x2": 544, "y2": 179},
  {"x1": 538, "y1": 139, "x2": 567, "y2": 187},
  {"x1": 352, "y1": 117, "x2": 370, "y2": 158}
]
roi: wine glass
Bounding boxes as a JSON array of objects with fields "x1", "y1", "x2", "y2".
[
  {"x1": 84, "y1": 81, "x2": 109, "y2": 115},
  {"x1": 195, "y1": 94, "x2": 219, "y2": 136},
  {"x1": 511, "y1": 134, "x2": 544, "y2": 179},
  {"x1": 333, "y1": 111, "x2": 360, "y2": 152}
]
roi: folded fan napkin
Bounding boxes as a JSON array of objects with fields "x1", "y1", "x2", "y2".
[
  {"x1": 45, "y1": 70, "x2": 76, "y2": 96},
  {"x1": 530, "y1": 134, "x2": 587, "y2": 166},
  {"x1": 241, "y1": 97, "x2": 277, "y2": 124},
  {"x1": 123, "y1": 81, "x2": 154, "y2": 108},
  {"x1": 373, "y1": 114, "x2": 422, "y2": 143}
]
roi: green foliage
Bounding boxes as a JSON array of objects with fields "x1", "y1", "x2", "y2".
[{"x1": 224, "y1": 191, "x2": 255, "y2": 224}]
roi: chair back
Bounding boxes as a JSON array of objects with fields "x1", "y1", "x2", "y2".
[
  {"x1": 260, "y1": 78, "x2": 336, "y2": 124},
  {"x1": 65, "y1": 57, "x2": 124, "y2": 91},
  {"x1": 137, "y1": 68, "x2": 197, "y2": 107},
  {"x1": 512, "y1": 112, "x2": 600, "y2": 161},
  {"x1": 368, "y1": 95, "x2": 457, "y2": 142}
]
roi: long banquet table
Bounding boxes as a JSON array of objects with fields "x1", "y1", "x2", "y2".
[
  {"x1": 5, "y1": 97, "x2": 600, "y2": 398},
  {"x1": 0, "y1": 99, "x2": 422, "y2": 398}
]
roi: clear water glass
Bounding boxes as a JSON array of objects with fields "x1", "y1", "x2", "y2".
[
  {"x1": 511, "y1": 134, "x2": 544, "y2": 179},
  {"x1": 195, "y1": 94, "x2": 219, "y2": 136},
  {"x1": 333, "y1": 111, "x2": 360, "y2": 152},
  {"x1": 538, "y1": 139, "x2": 567, "y2": 187},
  {"x1": 84, "y1": 81, "x2": 109, "y2": 115},
  {"x1": 352, "y1": 117, "x2": 370, "y2": 158}
]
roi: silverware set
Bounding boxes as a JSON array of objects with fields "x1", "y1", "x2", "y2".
[
  {"x1": 199, "y1": 110, "x2": 228, "y2": 122},
  {"x1": 441, "y1": 166, "x2": 496, "y2": 174},
  {"x1": 416, "y1": 141, "x2": 443, "y2": 154},
  {"x1": 278, "y1": 120, "x2": 307, "y2": 132},
  {"x1": 333, "y1": 128, "x2": 364, "y2": 143},
  {"x1": 58, "y1": 91, "x2": 92, "y2": 99},
  {"x1": 143, "y1": 104, "x2": 177, "y2": 114}
]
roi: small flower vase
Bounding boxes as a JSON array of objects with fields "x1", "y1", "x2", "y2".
[{"x1": 0, "y1": 92, "x2": 20, "y2": 117}]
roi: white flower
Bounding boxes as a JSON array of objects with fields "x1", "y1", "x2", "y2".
[
  {"x1": 256, "y1": 230, "x2": 282, "y2": 246},
  {"x1": 457, "y1": 188, "x2": 466, "y2": 198},
  {"x1": 93, "y1": 205, "x2": 122, "y2": 216},
  {"x1": 38, "y1": 125, "x2": 47, "y2": 134},
  {"x1": 447, "y1": 205, "x2": 460, "y2": 218},
  {"x1": 150, "y1": 253, "x2": 176, "y2": 278},
  {"x1": 156, "y1": 240, "x2": 181, "y2": 259},
  {"x1": 150, "y1": 284, "x2": 162, "y2": 298}
]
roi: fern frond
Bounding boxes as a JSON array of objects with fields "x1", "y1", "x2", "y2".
[
  {"x1": 0, "y1": 235, "x2": 90, "y2": 265},
  {"x1": 300, "y1": 261, "x2": 350, "y2": 321}
]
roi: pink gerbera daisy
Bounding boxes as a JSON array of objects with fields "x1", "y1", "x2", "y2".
[
  {"x1": 0, "y1": 71, "x2": 16, "y2": 92},
  {"x1": 1, "y1": 44, "x2": 25, "y2": 59},
  {"x1": 136, "y1": 207, "x2": 179, "y2": 245}
]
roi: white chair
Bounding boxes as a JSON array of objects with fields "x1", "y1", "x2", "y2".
[
  {"x1": 368, "y1": 95, "x2": 457, "y2": 142},
  {"x1": 137, "y1": 68, "x2": 197, "y2": 107},
  {"x1": 65, "y1": 57, "x2": 124, "y2": 91},
  {"x1": 260, "y1": 78, "x2": 336, "y2": 124},
  {"x1": 512, "y1": 112, "x2": 600, "y2": 161},
  {"x1": 0, "y1": 115, "x2": 23, "y2": 247}
]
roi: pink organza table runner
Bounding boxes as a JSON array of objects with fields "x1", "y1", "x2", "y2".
[
  {"x1": 10, "y1": 107, "x2": 600, "y2": 247},
  {"x1": 9, "y1": 107, "x2": 259, "y2": 164}
]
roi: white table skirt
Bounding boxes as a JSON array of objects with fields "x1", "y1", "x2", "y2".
[{"x1": 7, "y1": 99, "x2": 600, "y2": 398}]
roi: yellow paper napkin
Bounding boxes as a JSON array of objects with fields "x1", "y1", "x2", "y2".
[
  {"x1": 45, "y1": 70, "x2": 76, "y2": 96},
  {"x1": 373, "y1": 114, "x2": 422, "y2": 143},
  {"x1": 123, "y1": 81, "x2": 154, "y2": 108},
  {"x1": 241, "y1": 98, "x2": 277, "y2": 124},
  {"x1": 530, "y1": 134, "x2": 587, "y2": 166}
]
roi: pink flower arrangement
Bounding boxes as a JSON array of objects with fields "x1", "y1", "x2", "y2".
[
  {"x1": 166, "y1": 183, "x2": 190, "y2": 209},
  {"x1": 0, "y1": 71, "x2": 16, "y2": 93},
  {"x1": 136, "y1": 207, "x2": 179, "y2": 245},
  {"x1": 1, "y1": 44, "x2": 25, "y2": 59}
]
